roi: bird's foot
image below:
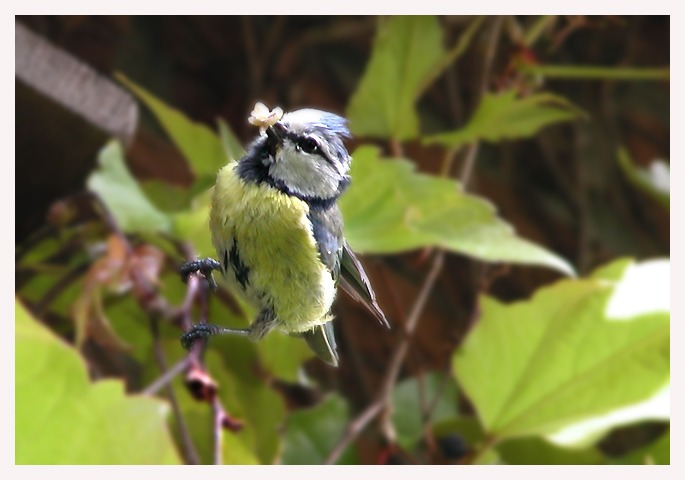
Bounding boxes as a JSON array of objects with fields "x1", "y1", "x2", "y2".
[
  {"x1": 181, "y1": 323, "x2": 223, "y2": 349},
  {"x1": 180, "y1": 257, "x2": 221, "y2": 291},
  {"x1": 180, "y1": 323, "x2": 252, "y2": 349}
]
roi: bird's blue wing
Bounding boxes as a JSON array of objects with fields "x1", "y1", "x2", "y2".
[
  {"x1": 339, "y1": 242, "x2": 389, "y2": 328},
  {"x1": 304, "y1": 207, "x2": 344, "y2": 366}
]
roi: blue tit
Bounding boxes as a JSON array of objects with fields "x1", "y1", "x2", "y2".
[{"x1": 180, "y1": 107, "x2": 389, "y2": 366}]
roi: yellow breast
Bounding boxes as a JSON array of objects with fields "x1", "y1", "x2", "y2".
[{"x1": 209, "y1": 163, "x2": 336, "y2": 333}]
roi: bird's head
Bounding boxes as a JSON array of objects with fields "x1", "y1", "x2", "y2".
[{"x1": 258, "y1": 108, "x2": 352, "y2": 203}]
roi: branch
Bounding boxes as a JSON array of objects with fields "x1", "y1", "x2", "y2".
[
  {"x1": 324, "y1": 250, "x2": 445, "y2": 464},
  {"x1": 323, "y1": 399, "x2": 385, "y2": 465},
  {"x1": 142, "y1": 356, "x2": 191, "y2": 396},
  {"x1": 212, "y1": 396, "x2": 225, "y2": 465},
  {"x1": 148, "y1": 318, "x2": 200, "y2": 465},
  {"x1": 458, "y1": 15, "x2": 504, "y2": 184},
  {"x1": 140, "y1": 266, "x2": 243, "y2": 465}
]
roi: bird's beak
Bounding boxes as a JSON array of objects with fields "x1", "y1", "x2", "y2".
[
  {"x1": 266, "y1": 122, "x2": 286, "y2": 159},
  {"x1": 266, "y1": 122, "x2": 287, "y2": 145}
]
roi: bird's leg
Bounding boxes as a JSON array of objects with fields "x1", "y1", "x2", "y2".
[
  {"x1": 180, "y1": 258, "x2": 222, "y2": 291},
  {"x1": 180, "y1": 308, "x2": 276, "y2": 349},
  {"x1": 180, "y1": 323, "x2": 250, "y2": 349},
  {"x1": 246, "y1": 307, "x2": 277, "y2": 341}
]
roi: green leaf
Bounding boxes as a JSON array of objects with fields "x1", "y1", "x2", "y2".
[
  {"x1": 414, "y1": 16, "x2": 486, "y2": 99},
  {"x1": 106, "y1": 295, "x2": 157, "y2": 365},
  {"x1": 391, "y1": 372, "x2": 459, "y2": 450},
  {"x1": 170, "y1": 187, "x2": 215, "y2": 258},
  {"x1": 16, "y1": 239, "x2": 86, "y2": 319},
  {"x1": 282, "y1": 395, "x2": 357, "y2": 465},
  {"x1": 16, "y1": 300, "x2": 181, "y2": 464},
  {"x1": 116, "y1": 73, "x2": 227, "y2": 183},
  {"x1": 346, "y1": 16, "x2": 444, "y2": 140},
  {"x1": 546, "y1": 260, "x2": 670, "y2": 448},
  {"x1": 140, "y1": 179, "x2": 197, "y2": 213},
  {"x1": 425, "y1": 90, "x2": 582, "y2": 150},
  {"x1": 617, "y1": 147, "x2": 669, "y2": 209},
  {"x1": 497, "y1": 436, "x2": 605, "y2": 465},
  {"x1": 257, "y1": 333, "x2": 315, "y2": 383},
  {"x1": 217, "y1": 117, "x2": 245, "y2": 163},
  {"x1": 222, "y1": 430, "x2": 261, "y2": 465},
  {"x1": 340, "y1": 146, "x2": 575, "y2": 276},
  {"x1": 453, "y1": 258, "x2": 670, "y2": 443},
  {"x1": 87, "y1": 140, "x2": 171, "y2": 233},
  {"x1": 210, "y1": 334, "x2": 286, "y2": 464},
  {"x1": 547, "y1": 384, "x2": 669, "y2": 449}
]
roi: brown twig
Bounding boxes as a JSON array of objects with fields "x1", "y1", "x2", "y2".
[
  {"x1": 337, "y1": 318, "x2": 375, "y2": 403},
  {"x1": 324, "y1": 399, "x2": 385, "y2": 465},
  {"x1": 480, "y1": 16, "x2": 505, "y2": 96},
  {"x1": 388, "y1": 138, "x2": 405, "y2": 158},
  {"x1": 458, "y1": 16, "x2": 504, "y2": 184},
  {"x1": 35, "y1": 261, "x2": 90, "y2": 314},
  {"x1": 181, "y1": 272, "x2": 245, "y2": 464},
  {"x1": 148, "y1": 318, "x2": 201, "y2": 465},
  {"x1": 140, "y1": 265, "x2": 242, "y2": 465},
  {"x1": 142, "y1": 356, "x2": 191, "y2": 396},
  {"x1": 459, "y1": 142, "x2": 481, "y2": 187},
  {"x1": 212, "y1": 396, "x2": 225, "y2": 465},
  {"x1": 422, "y1": 369, "x2": 451, "y2": 423},
  {"x1": 324, "y1": 251, "x2": 445, "y2": 464},
  {"x1": 419, "y1": 368, "x2": 452, "y2": 459}
]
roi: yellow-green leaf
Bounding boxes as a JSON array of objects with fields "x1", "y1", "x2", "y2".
[
  {"x1": 425, "y1": 90, "x2": 583, "y2": 149},
  {"x1": 497, "y1": 436, "x2": 605, "y2": 465},
  {"x1": 346, "y1": 16, "x2": 444, "y2": 140},
  {"x1": 453, "y1": 259, "x2": 669, "y2": 442},
  {"x1": 217, "y1": 117, "x2": 245, "y2": 163},
  {"x1": 116, "y1": 73, "x2": 228, "y2": 183},
  {"x1": 391, "y1": 372, "x2": 459, "y2": 450},
  {"x1": 282, "y1": 395, "x2": 357, "y2": 464},
  {"x1": 87, "y1": 141, "x2": 171, "y2": 233},
  {"x1": 340, "y1": 146, "x2": 574, "y2": 276},
  {"x1": 16, "y1": 300, "x2": 181, "y2": 464}
]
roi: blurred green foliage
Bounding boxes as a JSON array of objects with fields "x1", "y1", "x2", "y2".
[
  {"x1": 16, "y1": 302, "x2": 180, "y2": 464},
  {"x1": 424, "y1": 90, "x2": 584, "y2": 149},
  {"x1": 15, "y1": 15, "x2": 669, "y2": 465},
  {"x1": 340, "y1": 146, "x2": 574, "y2": 274},
  {"x1": 282, "y1": 395, "x2": 358, "y2": 464}
]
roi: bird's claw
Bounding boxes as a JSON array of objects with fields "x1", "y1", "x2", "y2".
[
  {"x1": 180, "y1": 258, "x2": 221, "y2": 291},
  {"x1": 180, "y1": 323, "x2": 221, "y2": 350}
]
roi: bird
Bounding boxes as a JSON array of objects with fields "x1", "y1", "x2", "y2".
[{"x1": 179, "y1": 104, "x2": 389, "y2": 366}]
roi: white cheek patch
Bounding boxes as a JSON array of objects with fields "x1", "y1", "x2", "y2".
[{"x1": 270, "y1": 143, "x2": 342, "y2": 199}]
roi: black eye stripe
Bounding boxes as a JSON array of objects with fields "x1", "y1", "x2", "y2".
[{"x1": 285, "y1": 131, "x2": 337, "y2": 165}]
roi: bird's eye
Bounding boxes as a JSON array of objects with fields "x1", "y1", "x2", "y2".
[{"x1": 297, "y1": 137, "x2": 320, "y2": 155}]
